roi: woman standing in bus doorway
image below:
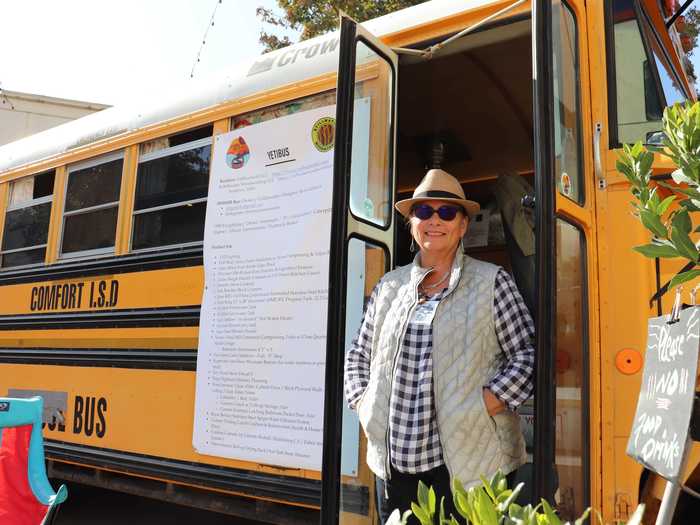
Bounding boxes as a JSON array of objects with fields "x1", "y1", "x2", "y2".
[{"x1": 344, "y1": 169, "x2": 535, "y2": 523}]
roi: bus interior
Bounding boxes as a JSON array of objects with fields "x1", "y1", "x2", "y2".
[
  {"x1": 382, "y1": 16, "x2": 585, "y2": 520},
  {"x1": 394, "y1": 18, "x2": 534, "y2": 272}
]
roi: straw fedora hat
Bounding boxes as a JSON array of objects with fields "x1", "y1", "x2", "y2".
[{"x1": 395, "y1": 169, "x2": 480, "y2": 218}]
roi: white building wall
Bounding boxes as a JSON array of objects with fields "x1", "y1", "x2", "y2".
[{"x1": 0, "y1": 91, "x2": 109, "y2": 146}]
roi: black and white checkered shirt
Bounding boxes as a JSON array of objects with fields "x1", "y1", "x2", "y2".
[{"x1": 344, "y1": 268, "x2": 534, "y2": 474}]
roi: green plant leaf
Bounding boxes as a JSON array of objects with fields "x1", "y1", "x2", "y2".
[
  {"x1": 477, "y1": 488, "x2": 499, "y2": 525},
  {"x1": 417, "y1": 481, "x2": 430, "y2": 509},
  {"x1": 632, "y1": 243, "x2": 679, "y2": 258},
  {"x1": 428, "y1": 486, "x2": 436, "y2": 515},
  {"x1": 573, "y1": 507, "x2": 591, "y2": 525},
  {"x1": 659, "y1": 181, "x2": 700, "y2": 199},
  {"x1": 481, "y1": 474, "x2": 496, "y2": 501},
  {"x1": 680, "y1": 199, "x2": 700, "y2": 212},
  {"x1": 411, "y1": 502, "x2": 432, "y2": 525},
  {"x1": 540, "y1": 499, "x2": 562, "y2": 525},
  {"x1": 671, "y1": 225, "x2": 699, "y2": 262},
  {"x1": 669, "y1": 269, "x2": 700, "y2": 288},
  {"x1": 639, "y1": 209, "x2": 668, "y2": 238},
  {"x1": 657, "y1": 194, "x2": 676, "y2": 214},
  {"x1": 672, "y1": 208, "x2": 692, "y2": 234},
  {"x1": 454, "y1": 489, "x2": 474, "y2": 522}
]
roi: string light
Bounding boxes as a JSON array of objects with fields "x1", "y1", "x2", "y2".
[
  {"x1": 190, "y1": 0, "x2": 223, "y2": 79},
  {"x1": 0, "y1": 83, "x2": 15, "y2": 110}
]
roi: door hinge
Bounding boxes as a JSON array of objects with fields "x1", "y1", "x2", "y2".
[{"x1": 615, "y1": 492, "x2": 631, "y2": 522}]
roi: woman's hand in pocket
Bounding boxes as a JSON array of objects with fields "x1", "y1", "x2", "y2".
[{"x1": 482, "y1": 388, "x2": 506, "y2": 416}]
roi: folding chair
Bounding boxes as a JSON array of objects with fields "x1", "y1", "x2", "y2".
[{"x1": 0, "y1": 397, "x2": 68, "y2": 525}]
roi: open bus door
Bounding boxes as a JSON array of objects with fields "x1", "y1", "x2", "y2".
[
  {"x1": 321, "y1": 14, "x2": 398, "y2": 525},
  {"x1": 533, "y1": 0, "x2": 596, "y2": 520},
  {"x1": 322, "y1": 1, "x2": 596, "y2": 522}
]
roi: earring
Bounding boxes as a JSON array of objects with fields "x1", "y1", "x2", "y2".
[
  {"x1": 459, "y1": 238, "x2": 465, "y2": 253},
  {"x1": 410, "y1": 238, "x2": 417, "y2": 252}
]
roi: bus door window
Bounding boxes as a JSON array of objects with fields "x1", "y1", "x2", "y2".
[
  {"x1": 61, "y1": 153, "x2": 123, "y2": 257},
  {"x1": 0, "y1": 170, "x2": 54, "y2": 268},
  {"x1": 610, "y1": 0, "x2": 688, "y2": 146},
  {"x1": 341, "y1": 237, "x2": 388, "y2": 521},
  {"x1": 132, "y1": 127, "x2": 213, "y2": 251},
  {"x1": 348, "y1": 40, "x2": 394, "y2": 228},
  {"x1": 554, "y1": 218, "x2": 588, "y2": 521},
  {"x1": 553, "y1": 1, "x2": 583, "y2": 204},
  {"x1": 552, "y1": 0, "x2": 589, "y2": 520}
]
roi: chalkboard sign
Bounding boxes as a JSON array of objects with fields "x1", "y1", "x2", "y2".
[{"x1": 627, "y1": 307, "x2": 700, "y2": 481}]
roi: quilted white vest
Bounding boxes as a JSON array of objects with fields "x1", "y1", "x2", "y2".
[{"x1": 355, "y1": 253, "x2": 526, "y2": 486}]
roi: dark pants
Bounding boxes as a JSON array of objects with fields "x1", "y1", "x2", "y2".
[{"x1": 375, "y1": 465, "x2": 516, "y2": 524}]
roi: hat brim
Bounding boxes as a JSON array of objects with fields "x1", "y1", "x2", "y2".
[{"x1": 395, "y1": 197, "x2": 480, "y2": 219}]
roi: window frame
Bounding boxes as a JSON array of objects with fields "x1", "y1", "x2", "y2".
[
  {"x1": 0, "y1": 172, "x2": 55, "y2": 271},
  {"x1": 59, "y1": 150, "x2": 124, "y2": 260},
  {"x1": 605, "y1": 0, "x2": 691, "y2": 148},
  {"x1": 130, "y1": 135, "x2": 212, "y2": 253}
]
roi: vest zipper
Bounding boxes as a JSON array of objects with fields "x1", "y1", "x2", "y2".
[{"x1": 428, "y1": 260, "x2": 465, "y2": 482}]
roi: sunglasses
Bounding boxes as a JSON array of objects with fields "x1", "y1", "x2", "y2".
[{"x1": 411, "y1": 203, "x2": 464, "y2": 221}]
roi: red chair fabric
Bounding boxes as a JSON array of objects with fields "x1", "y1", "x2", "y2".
[{"x1": 0, "y1": 425, "x2": 49, "y2": 525}]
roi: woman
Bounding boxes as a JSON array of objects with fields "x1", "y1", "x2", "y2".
[{"x1": 344, "y1": 169, "x2": 534, "y2": 523}]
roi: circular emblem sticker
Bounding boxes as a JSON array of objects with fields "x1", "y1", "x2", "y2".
[
  {"x1": 226, "y1": 136, "x2": 251, "y2": 169},
  {"x1": 560, "y1": 172, "x2": 572, "y2": 197},
  {"x1": 311, "y1": 117, "x2": 335, "y2": 152}
]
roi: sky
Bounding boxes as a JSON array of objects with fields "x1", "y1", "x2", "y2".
[
  {"x1": 0, "y1": 0, "x2": 300, "y2": 106},
  {"x1": 1, "y1": 1, "x2": 700, "y2": 107}
]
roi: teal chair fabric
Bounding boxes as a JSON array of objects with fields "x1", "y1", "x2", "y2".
[{"x1": 0, "y1": 396, "x2": 68, "y2": 523}]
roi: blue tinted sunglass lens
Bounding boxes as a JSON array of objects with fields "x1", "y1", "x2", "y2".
[
  {"x1": 413, "y1": 204, "x2": 434, "y2": 220},
  {"x1": 437, "y1": 206, "x2": 459, "y2": 220}
]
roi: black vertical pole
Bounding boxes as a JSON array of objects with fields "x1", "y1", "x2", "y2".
[
  {"x1": 532, "y1": 0, "x2": 557, "y2": 505},
  {"x1": 320, "y1": 16, "x2": 356, "y2": 525}
]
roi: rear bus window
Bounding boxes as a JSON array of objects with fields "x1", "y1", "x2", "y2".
[
  {"x1": 610, "y1": 0, "x2": 688, "y2": 145},
  {"x1": 132, "y1": 128, "x2": 212, "y2": 251},
  {"x1": 62, "y1": 153, "x2": 123, "y2": 257},
  {"x1": 1, "y1": 171, "x2": 55, "y2": 268}
]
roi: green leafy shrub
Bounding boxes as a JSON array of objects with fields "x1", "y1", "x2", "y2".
[
  {"x1": 384, "y1": 471, "x2": 644, "y2": 525},
  {"x1": 617, "y1": 102, "x2": 700, "y2": 288}
]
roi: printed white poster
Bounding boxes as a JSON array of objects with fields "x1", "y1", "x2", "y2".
[{"x1": 192, "y1": 105, "x2": 336, "y2": 470}]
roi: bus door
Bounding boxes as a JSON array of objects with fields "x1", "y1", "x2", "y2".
[
  {"x1": 533, "y1": 0, "x2": 597, "y2": 520},
  {"x1": 321, "y1": 15, "x2": 397, "y2": 525}
]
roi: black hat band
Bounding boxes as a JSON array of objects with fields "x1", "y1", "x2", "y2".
[{"x1": 412, "y1": 190, "x2": 463, "y2": 200}]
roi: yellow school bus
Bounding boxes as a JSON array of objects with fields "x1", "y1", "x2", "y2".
[{"x1": 0, "y1": 0, "x2": 697, "y2": 523}]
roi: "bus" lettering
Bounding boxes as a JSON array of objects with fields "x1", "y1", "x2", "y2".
[{"x1": 73, "y1": 396, "x2": 107, "y2": 438}]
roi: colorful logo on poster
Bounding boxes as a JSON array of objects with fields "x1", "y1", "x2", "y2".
[
  {"x1": 226, "y1": 136, "x2": 251, "y2": 169},
  {"x1": 311, "y1": 117, "x2": 335, "y2": 152}
]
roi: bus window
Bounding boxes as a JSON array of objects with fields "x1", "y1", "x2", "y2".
[
  {"x1": 611, "y1": 0, "x2": 688, "y2": 145},
  {"x1": 231, "y1": 91, "x2": 335, "y2": 129},
  {"x1": 61, "y1": 153, "x2": 123, "y2": 257},
  {"x1": 637, "y1": 7, "x2": 686, "y2": 107},
  {"x1": 553, "y1": 0, "x2": 583, "y2": 203},
  {"x1": 132, "y1": 130, "x2": 212, "y2": 251},
  {"x1": 0, "y1": 170, "x2": 54, "y2": 268}
]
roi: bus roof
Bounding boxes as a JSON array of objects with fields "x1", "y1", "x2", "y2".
[{"x1": 0, "y1": 0, "x2": 501, "y2": 175}]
